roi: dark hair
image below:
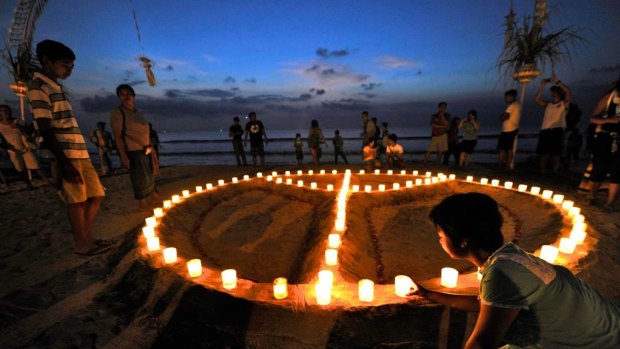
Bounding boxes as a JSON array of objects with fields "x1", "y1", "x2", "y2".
[
  {"x1": 0, "y1": 104, "x2": 12, "y2": 117},
  {"x1": 438, "y1": 101, "x2": 447, "y2": 108},
  {"x1": 233, "y1": 116, "x2": 240, "y2": 122},
  {"x1": 335, "y1": 130, "x2": 340, "y2": 135},
  {"x1": 381, "y1": 122, "x2": 388, "y2": 127},
  {"x1": 249, "y1": 112, "x2": 256, "y2": 118},
  {"x1": 468, "y1": 110, "x2": 477, "y2": 118},
  {"x1": 116, "y1": 84, "x2": 135, "y2": 97},
  {"x1": 97, "y1": 121, "x2": 106, "y2": 127},
  {"x1": 429, "y1": 193, "x2": 504, "y2": 253},
  {"x1": 36, "y1": 40, "x2": 76, "y2": 64},
  {"x1": 296, "y1": 133, "x2": 301, "y2": 137},
  {"x1": 361, "y1": 111, "x2": 369, "y2": 116},
  {"x1": 388, "y1": 133, "x2": 397, "y2": 142},
  {"x1": 311, "y1": 119, "x2": 319, "y2": 128},
  {"x1": 449, "y1": 117, "x2": 460, "y2": 128},
  {"x1": 371, "y1": 117, "x2": 377, "y2": 122},
  {"x1": 365, "y1": 138, "x2": 375, "y2": 147},
  {"x1": 505, "y1": 89, "x2": 518, "y2": 98},
  {"x1": 550, "y1": 86, "x2": 565, "y2": 100}
]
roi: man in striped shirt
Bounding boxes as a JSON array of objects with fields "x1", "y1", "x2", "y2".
[{"x1": 27, "y1": 40, "x2": 109, "y2": 256}]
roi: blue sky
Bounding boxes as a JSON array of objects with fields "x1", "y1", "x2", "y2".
[{"x1": 1, "y1": 0, "x2": 619, "y2": 133}]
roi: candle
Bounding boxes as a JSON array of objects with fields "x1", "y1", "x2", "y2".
[
  {"x1": 221, "y1": 269, "x2": 237, "y2": 290},
  {"x1": 315, "y1": 283, "x2": 331, "y2": 305},
  {"x1": 146, "y1": 237, "x2": 160, "y2": 251},
  {"x1": 387, "y1": 170, "x2": 393, "y2": 175},
  {"x1": 562, "y1": 200, "x2": 574, "y2": 211},
  {"x1": 297, "y1": 180, "x2": 304, "y2": 187},
  {"x1": 573, "y1": 222, "x2": 587, "y2": 233},
  {"x1": 154, "y1": 207, "x2": 164, "y2": 218},
  {"x1": 163, "y1": 247, "x2": 177, "y2": 264},
  {"x1": 518, "y1": 184, "x2": 527, "y2": 192},
  {"x1": 359, "y1": 169, "x2": 365, "y2": 174},
  {"x1": 256, "y1": 172, "x2": 263, "y2": 178},
  {"x1": 145, "y1": 216, "x2": 157, "y2": 227},
  {"x1": 415, "y1": 179, "x2": 423, "y2": 185},
  {"x1": 393, "y1": 183, "x2": 400, "y2": 190},
  {"x1": 541, "y1": 190, "x2": 553, "y2": 199},
  {"x1": 448, "y1": 174, "x2": 456, "y2": 180},
  {"x1": 325, "y1": 249, "x2": 338, "y2": 266},
  {"x1": 267, "y1": 175, "x2": 273, "y2": 181},
  {"x1": 477, "y1": 268, "x2": 483, "y2": 281},
  {"x1": 559, "y1": 238, "x2": 576, "y2": 254},
  {"x1": 345, "y1": 169, "x2": 352, "y2": 174},
  {"x1": 327, "y1": 184, "x2": 334, "y2": 191},
  {"x1": 553, "y1": 194, "x2": 564, "y2": 204},
  {"x1": 297, "y1": 170, "x2": 303, "y2": 175},
  {"x1": 272, "y1": 171, "x2": 278, "y2": 177},
  {"x1": 572, "y1": 214, "x2": 585, "y2": 224},
  {"x1": 539, "y1": 245, "x2": 558, "y2": 263},
  {"x1": 335, "y1": 219, "x2": 345, "y2": 232},
  {"x1": 406, "y1": 180, "x2": 413, "y2": 188},
  {"x1": 359, "y1": 279, "x2": 374, "y2": 302},
  {"x1": 284, "y1": 171, "x2": 291, "y2": 176},
  {"x1": 337, "y1": 211, "x2": 346, "y2": 220},
  {"x1": 163, "y1": 200, "x2": 172, "y2": 209},
  {"x1": 432, "y1": 177, "x2": 439, "y2": 183},
  {"x1": 195, "y1": 185, "x2": 203, "y2": 193},
  {"x1": 320, "y1": 170, "x2": 326, "y2": 175},
  {"x1": 466, "y1": 176, "x2": 474, "y2": 182},
  {"x1": 424, "y1": 178, "x2": 431, "y2": 185},
  {"x1": 311, "y1": 182, "x2": 318, "y2": 189},
  {"x1": 243, "y1": 175, "x2": 250, "y2": 181},
  {"x1": 276, "y1": 177, "x2": 283, "y2": 184},
  {"x1": 441, "y1": 267, "x2": 458, "y2": 288},
  {"x1": 365, "y1": 185, "x2": 372, "y2": 192},
  {"x1": 286, "y1": 178, "x2": 293, "y2": 185},
  {"x1": 307, "y1": 170, "x2": 313, "y2": 175},
  {"x1": 412, "y1": 170, "x2": 419, "y2": 176},
  {"x1": 480, "y1": 178, "x2": 489, "y2": 185},
  {"x1": 332, "y1": 170, "x2": 338, "y2": 174},
  {"x1": 378, "y1": 184, "x2": 386, "y2": 192},
  {"x1": 491, "y1": 179, "x2": 499, "y2": 187},
  {"x1": 374, "y1": 169, "x2": 380, "y2": 175},
  {"x1": 273, "y1": 277, "x2": 288, "y2": 299},
  {"x1": 328, "y1": 234, "x2": 341, "y2": 248},
  {"x1": 187, "y1": 259, "x2": 202, "y2": 277},
  {"x1": 218, "y1": 179, "x2": 225, "y2": 186},
  {"x1": 352, "y1": 185, "x2": 360, "y2": 192},
  {"x1": 569, "y1": 207, "x2": 581, "y2": 217},
  {"x1": 232, "y1": 177, "x2": 238, "y2": 183},
  {"x1": 394, "y1": 275, "x2": 413, "y2": 297},
  {"x1": 530, "y1": 186, "x2": 541, "y2": 195},
  {"x1": 206, "y1": 183, "x2": 213, "y2": 190},
  {"x1": 504, "y1": 181, "x2": 513, "y2": 190},
  {"x1": 181, "y1": 190, "x2": 190, "y2": 198},
  {"x1": 142, "y1": 226, "x2": 156, "y2": 239},
  {"x1": 425, "y1": 172, "x2": 432, "y2": 177},
  {"x1": 401, "y1": 170, "x2": 407, "y2": 175},
  {"x1": 318, "y1": 270, "x2": 333, "y2": 286},
  {"x1": 570, "y1": 230, "x2": 587, "y2": 245}
]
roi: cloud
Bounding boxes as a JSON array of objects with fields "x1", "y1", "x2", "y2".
[
  {"x1": 321, "y1": 98, "x2": 370, "y2": 111},
  {"x1": 80, "y1": 94, "x2": 119, "y2": 113},
  {"x1": 296, "y1": 64, "x2": 369, "y2": 85},
  {"x1": 224, "y1": 76, "x2": 236, "y2": 84},
  {"x1": 377, "y1": 55, "x2": 416, "y2": 69},
  {"x1": 127, "y1": 80, "x2": 148, "y2": 87},
  {"x1": 316, "y1": 48, "x2": 351, "y2": 58},
  {"x1": 163, "y1": 65, "x2": 174, "y2": 72},
  {"x1": 361, "y1": 82, "x2": 382, "y2": 91},
  {"x1": 588, "y1": 64, "x2": 620, "y2": 74},
  {"x1": 310, "y1": 88, "x2": 326, "y2": 95},
  {"x1": 164, "y1": 88, "x2": 237, "y2": 98},
  {"x1": 358, "y1": 93, "x2": 376, "y2": 99},
  {"x1": 202, "y1": 54, "x2": 217, "y2": 62},
  {"x1": 230, "y1": 87, "x2": 240, "y2": 92},
  {"x1": 244, "y1": 78, "x2": 257, "y2": 84}
]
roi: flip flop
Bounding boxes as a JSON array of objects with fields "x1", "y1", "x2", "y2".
[{"x1": 75, "y1": 244, "x2": 112, "y2": 257}]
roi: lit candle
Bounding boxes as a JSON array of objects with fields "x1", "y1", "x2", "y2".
[
  {"x1": 145, "y1": 216, "x2": 157, "y2": 227},
  {"x1": 272, "y1": 171, "x2": 278, "y2": 177},
  {"x1": 491, "y1": 179, "x2": 499, "y2": 186},
  {"x1": 146, "y1": 237, "x2": 160, "y2": 251},
  {"x1": 378, "y1": 184, "x2": 386, "y2": 192},
  {"x1": 154, "y1": 207, "x2": 164, "y2": 218},
  {"x1": 466, "y1": 176, "x2": 473, "y2": 182},
  {"x1": 425, "y1": 172, "x2": 432, "y2": 177},
  {"x1": 432, "y1": 177, "x2": 439, "y2": 183},
  {"x1": 573, "y1": 222, "x2": 587, "y2": 233},
  {"x1": 256, "y1": 172, "x2": 263, "y2": 178},
  {"x1": 393, "y1": 183, "x2": 400, "y2": 190},
  {"x1": 315, "y1": 283, "x2": 331, "y2": 305},
  {"x1": 276, "y1": 177, "x2": 283, "y2": 184},
  {"x1": 559, "y1": 238, "x2": 576, "y2": 254},
  {"x1": 243, "y1": 175, "x2": 250, "y2": 181},
  {"x1": 480, "y1": 178, "x2": 489, "y2": 185},
  {"x1": 415, "y1": 179, "x2": 423, "y2": 185},
  {"x1": 504, "y1": 181, "x2": 513, "y2": 190},
  {"x1": 267, "y1": 175, "x2": 273, "y2": 181},
  {"x1": 562, "y1": 200, "x2": 574, "y2": 211},
  {"x1": 221, "y1": 269, "x2": 237, "y2": 289},
  {"x1": 374, "y1": 169, "x2": 380, "y2": 175},
  {"x1": 569, "y1": 207, "x2": 581, "y2": 217},
  {"x1": 477, "y1": 267, "x2": 483, "y2": 280},
  {"x1": 365, "y1": 185, "x2": 372, "y2": 192},
  {"x1": 297, "y1": 180, "x2": 304, "y2": 187},
  {"x1": 518, "y1": 184, "x2": 527, "y2": 192},
  {"x1": 187, "y1": 259, "x2": 202, "y2": 277},
  {"x1": 448, "y1": 174, "x2": 456, "y2": 180},
  {"x1": 285, "y1": 171, "x2": 291, "y2": 176},
  {"x1": 218, "y1": 179, "x2": 225, "y2": 186},
  {"x1": 541, "y1": 190, "x2": 553, "y2": 199},
  {"x1": 531, "y1": 186, "x2": 541, "y2": 195},
  {"x1": 441, "y1": 267, "x2": 458, "y2": 288},
  {"x1": 297, "y1": 170, "x2": 303, "y2": 175},
  {"x1": 195, "y1": 185, "x2": 203, "y2": 193},
  {"x1": 325, "y1": 249, "x2": 338, "y2": 266},
  {"x1": 359, "y1": 279, "x2": 374, "y2": 302},
  {"x1": 539, "y1": 245, "x2": 558, "y2": 263},
  {"x1": 273, "y1": 277, "x2": 288, "y2": 299},
  {"x1": 406, "y1": 180, "x2": 413, "y2": 188},
  {"x1": 327, "y1": 184, "x2": 334, "y2": 191},
  {"x1": 572, "y1": 214, "x2": 585, "y2": 224},
  {"x1": 424, "y1": 178, "x2": 431, "y2": 185},
  {"x1": 163, "y1": 247, "x2": 177, "y2": 264},
  {"x1": 335, "y1": 219, "x2": 345, "y2": 232},
  {"x1": 181, "y1": 190, "x2": 190, "y2": 198},
  {"x1": 332, "y1": 170, "x2": 338, "y2": 174},
  {"x1": 412, "y1": 170, "x2": 419, "y2": 176},
  {"x1": 320, "y1": 169, "x2": 326, "y2": 175},
  {"x1": 352, "y1": 185, "x2": 360, "y2": 192},
  {"x1": 387, "y1": 170, "x2": 393, "y2": 175},
  {"x1": 206, "y1": 183, "x2": 213, "y2": 190},
  {"x1": 345, "y1": 169, "x2": 351, "y2": 174},
  {"x1": 163, "y1": 200, "x2": 172, "y2": 209},
  {"x1": 232, "y1": 177, "x2": 238, "y2": 183},
  {"x1": 337, "y1": 211, "x2": 346, "y2": 220},
  {"x1": 328, "y1": 234, "x2": 341, "y2": 248},
  {"x1": 286, "y1": 178, "x2": 293, "y2": 185},
  {"x1": 400, "y1": 170, "x2": 407, "y2": 175},
  {"x1": 552, "y1": 194, "x2": 564, "y2": 204},
  {"x1": 318, "y1": 270, "x2": 333, "y2": 286},
  {"x1": 359, "y1": 170, "x2": 365, "y2": 174},
  {"x1": 142, "y1": 226, "x2": 156, "y2": 239},
  {"x1": 394, "y1": 275, "x2": 413, "y2": 297},
  {"x1": 570, "y1": 230, "x2": 587, "y2": 245},
  {"x1": 311, "y1": 182, "x2": 318, "y2": 189}
]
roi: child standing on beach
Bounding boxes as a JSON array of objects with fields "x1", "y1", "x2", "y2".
[
  {"x1": 333, "y1": 130, "x2": 348, "y2": 164},
  {"x1": 27, "y1": 40, "x2": 109, "y2": 256},
  {"x1": 294, "y1": 133, "x2": 303, "y2": 165}
]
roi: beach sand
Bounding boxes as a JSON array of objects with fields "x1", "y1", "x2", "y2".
[{"x1": 0, "y1": 163, "x2": 618, "y2": 348}]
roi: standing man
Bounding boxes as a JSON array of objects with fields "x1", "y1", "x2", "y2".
[
  {"x1": 498, "y1": 89, "x2": 521, "y2": 169},
  {"x1": 229, "y1": 116, "x2": 247, "y2": 166},
  {"x1": 423, "y1": 102, "x2": 451, "y2": 164},
  {"x1": 244, "y1": 112, "x2": 267, "y2": 167},
  {"x1": 360, "y1": 111, "x2": 376, "y2": 150},
  {"x1": 27, "y1": 40, "x2": 109, "y2": 256},
  {"x1": 88, "y1": 121, "x2": 114, "y2": 175}
]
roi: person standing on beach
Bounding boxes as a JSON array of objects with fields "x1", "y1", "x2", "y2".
[
  {"x1": 229, "y1": 116, "x2": 246, "y2": 166},
  {"x1": 498, "y1": 89, "x2": 521, "y2": 169},
  {"x1": 88, "y1": 122, "x2": 114, "y2": 175},
  {"x1": 443, "y1": 117, "x2": 461, "y2": 166},
  {"x1": 459, "y1": 110, "x2": 480, "y2": 167},
  {"x1": 294, "y1": 133, "x2": 303, "y2": 165},
  {"x1": 27, "y1": 40, "x2": 109, "y2": 256},
  {"x1": 535, "y1": 77, "x2": 572, "y2": 174},
  {"x1": 423, "y1": 102, "x2": 451, "y2": 164},
  {"x1": 110, "y1": 84, "x2": 160, "y2": 210},
  {"x1": 360, "y1": 111, "x2": 376, "y2": 150},
  {"x1": 308, "y1": 119, "x2": 326, "y2": 166},
  {"x1": 333, "y1": 130, "x2": 348, "y2": 164},
  {"x1": 244, "y1": 111, "x2": 267, "y2": 167}
]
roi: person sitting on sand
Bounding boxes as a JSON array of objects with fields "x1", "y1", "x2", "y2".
[
  {"x1": 27, "y1": 40, "x2": 110, "y2": 256},
  {"x1": 409, "y1": 193, "x2": 620, "y2": 348},
  {"x1": 110, "y1": 84, "x2": 161, "y2": 210},
  {"x1": 362, "y1": 139, "x2": 381, "y2": 171},
  {"x1": 385, "y1": 134, "x2": 404, "y2": 169}
]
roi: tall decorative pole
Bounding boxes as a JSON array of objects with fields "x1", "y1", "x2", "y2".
[{"x1": 9, "y1": 81, "x2": 27, "y2": 123}]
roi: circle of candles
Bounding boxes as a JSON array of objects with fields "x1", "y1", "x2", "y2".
[
  {"x1": 320, "y1": 169, "x2": 326, "y2": 175},
  {"x1": 273, "y1": 277, "x2": 288, "y2": 299},
  {"x1": 195, "y1": 185, "x2": 203, "y2": 193},
  {"x1": 332, "y1": 170, "x2": 338, "y2": 174},
  {"x1": 359, "y1": 169, "x2": 365, "y2": 174},
  {"x1": 518, "y1": 184, "x2": 527, "y2": 192},
  {"x1": 154, "y1": 207, "x2": 164, "y2": 218},
  {"x1": 206, "y1": 183, "x2": 213, "y2": 190},
  {"x1": 440, "y1": 267, "x2": 459, "y2": 288},
  {"x1": 286, "y1": 178, "x2": 293, "y2": 185},
  {"x1": 318, "y1": 270, "x2": 333, "y2": 286},
  {"x1": 569, "y1": 206, "x2": 581, "y2": 217},
  {"x1": 267, "y1": 175, "x2": 273, "y2": 181},
  {"x1": 358, "y1": 279, "x2": 374, "y2": 302},
  {"x1": 400, "y1": 170, "x2": 407, "y2": 175},
  {"x1": 552, "y1": 194, "x2": 564, "y2": 204},
  {"x1": 272, "y1": 171, "x2": 278, "y2": 177},
  {"x1": 163, "y1": 247, "x2": 177, "y2": 264},
  {"x1": 466, "y1": 176, "x2": 474, "y2": 182},
  {"x1": 415, "y1": 179, "x2": 423, "y2": 185},
  {"x1": 541, "y1": 190, "x2": 553, "y2": 199},
  {"x1": 335, "y1": 219, "x2": 345, "y2": 232},
  {"x1": 425, "y1": 172, "x2": 432, "y2": 177},
  {"x1": 387, "y1": 170, "x2": 393, "y2": 175},
  {"x1": 243, "y1": 175, "x2": 250, "y2": 180},
  {"x1": 570, "y1": 230, "x2": 587, "y2": 245},
  {"x1": 182, "y1": 190, "x2": 190, "y2": 198},
  {"x1": 145, "y1": 216, "x2": 157, "y2": 227},
  {"x1": 504, "y1": 181, "x2": 513, "y2": 190},
  {"x1": 393, "y1": 183, "x2": 400, "y2": 190},
  {"x1": 146, "y1": 237, "x2": 160, "y2": 251},
  {"x1": 163, "y1": 200, "x2": 172, "y2": 209},
  {"x1": 187, "y1": 259, "x2": 202, "y2": 277},
  {"x1": 572, "y1": 214, "x2": 585, "y2": 224},
  {"x1": 480, "y1": 178, "x2": 489, "y2": 185},
  {"x1": 491, "y1": 179, "x2": 500, "y2": 186},
  {"x1": 530, "y1": 186, "x2": 541, "y2": 195},
  {"x1": 406, "y1": 180, "x2": 413, "y2": 188},
  {"x1": 297, "y1": 170, "x2": 303, "y2": 175},
  {"x1": 297, "y1": 180, "x2": 304, "y2": 187},
  {"x1": 232, "y1": 177, "x2": 238, "y2": 183},
  {"x1": 218, "y1": 179, "x2": 225, "y2": 186},
  {"x1": 142, "y1": 226, "x2": 156, "y2": 239},
  {"x1": 394, "y1": 275, "x2": 413, "y2": 297},
  {"x1": 328, "y1": 234, "x2": 341, "y2": 248},
  {"x1": 559, "y1": 238, "x2": 576, "y2": 254},
  {"x1": 327, "y1": 184, "x2": 334, "y2": 191},
  {"x1": 562, "y1": 200, "x2": 574, "y2": 211},
  {"x1": 221, "y1": 269, "x2": 237, "y2": 289},
  {"x1": 352, "y1": 185, "x2": 360, "y2": 192},
  {"x1": 539, "y1": 245, "x2": 559, "y2": 263},
  {"x1": 325, "y1": 249, "x2": 338, "y2": 266},
  {"x1": 412, "y1": 170, "x2": 419, "y2": 176},
  {"x1": 276, "y1": 177, "x2": 283, "y2": 184},
  {"x1": 365, "y1": 185, "x2": 372, "y2": 192},
  {"x1": 311, "y1": 182, "x2": 318, "y2": 189},
  {"x1": 256, "y1": 172, "x2": 263, "y2": 178},
  {"x1": 378, "y1": 184, "x2": 386, "y2": 192},
  {"x1": 315, "y1": 283, "x2": 331, "y2": 305}
]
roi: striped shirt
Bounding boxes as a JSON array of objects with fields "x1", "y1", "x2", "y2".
[{"x1": 27, "y1": 72, "x2": 89, "y2": 159}]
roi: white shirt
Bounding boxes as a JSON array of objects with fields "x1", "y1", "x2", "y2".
[
  {"x1": 541, "y1": 102, "x2": 567, "y2": 130},
  {"x1": 503, "y1": 101, "x2": 521, "y2": 132},
  {"x1": 386, "y1": 143, "x2": 403, "y2": 156}
]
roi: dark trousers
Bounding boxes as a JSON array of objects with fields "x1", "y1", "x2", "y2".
[
  {"x1": 232, "y1": 140, "x2": 247, "y2": 166},
  {"x1": 334, "y1": 148, "x2": 348, "y2": 164},
  {"x1": 443, "y1": 141, "x2": 460, "y2": 165}
]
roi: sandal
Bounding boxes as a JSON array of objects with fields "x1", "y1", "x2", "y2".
[{"x1": 75, "y1": 244, "x2": 112, "y2": 256}]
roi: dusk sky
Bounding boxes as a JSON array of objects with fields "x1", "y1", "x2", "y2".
[{"x1": 1, "y1": 0, "x2": 619, "y2": 134}]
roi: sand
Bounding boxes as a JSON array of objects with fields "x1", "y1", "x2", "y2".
[{"x1": 0, "y1": 163, "x2": 619, "y2": 348}]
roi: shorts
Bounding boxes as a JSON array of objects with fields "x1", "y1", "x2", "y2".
[
  {"x1": 8, "y1": 149, "x2": 40, "y2": 172},
  {"x1": 251, "y1": 142, "x2": 265, "y2": 156},
  {"x1": 295, "y1": 148, "x2": 303, "y2": 160},
  {"x1": 536, "y1": 128, "x2": 564, "y2": 156},
  {"x1": 498, "y1": 130, "x2": 518, "y2": 150},
  {"x1": 461, "y1": 139, "x2": 477, "y2": 154},
  {"x1": 428, "y1": 134, "x2": 448, "y2": 152},
  {"x1": 590, "y1": 133, "x2": 620, "y2": 184},
  {"x1": 61, "y1": 159, "x2": 106, "y2": 204}
]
